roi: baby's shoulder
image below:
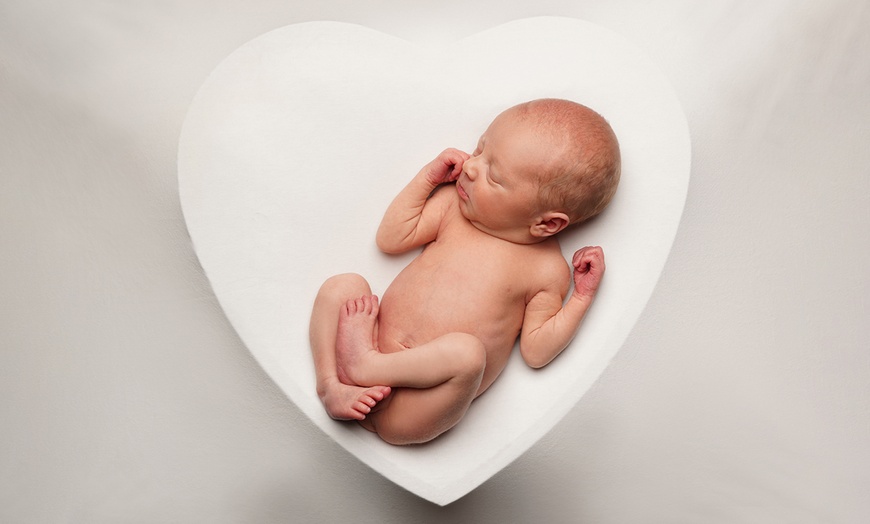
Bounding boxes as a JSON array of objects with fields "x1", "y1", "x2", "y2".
[
  {"x1": 523, "y1": 240, "x2": 571, "y2": 290},
  {"x1": 430, "y1": 183, "x2": 459, "y2": 203},
  {"x1": 531, "y1": 238, "x2": 568, "y2": 265},
  {"x1": 429, "y1": 184, "x2": 461, "y2": 219}
]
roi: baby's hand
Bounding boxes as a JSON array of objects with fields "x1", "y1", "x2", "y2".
[
  {"x1": 423, "y1": 148, "x2": 469, "y2": 186},
  {"x1": 572, "y1": 246, "x2": 605, "y2": 299}
]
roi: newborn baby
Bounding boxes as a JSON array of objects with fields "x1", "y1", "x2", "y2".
[{"x1": 309, "y1": 98, "x2": 620, "y2": 444}]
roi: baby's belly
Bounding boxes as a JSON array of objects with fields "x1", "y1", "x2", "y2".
[
  {"x1": 378, "y1": 283, "x2": 522, "y2": 348},
  {"x1": 376, "y1": 265, "x2": 526, "y2": 392}
]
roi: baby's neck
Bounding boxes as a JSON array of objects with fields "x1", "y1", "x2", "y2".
[{"x1": 466, "y1": 220, "x2": 552, "y2": 246}]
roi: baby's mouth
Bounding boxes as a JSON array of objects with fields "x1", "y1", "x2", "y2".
[{"x1": 456, "y1": 179, "x2": 469, "y2": 201}]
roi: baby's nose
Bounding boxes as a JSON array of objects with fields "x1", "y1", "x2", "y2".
[{"x1": 463, "y1": 156, "x2": 479, "y2": 179}]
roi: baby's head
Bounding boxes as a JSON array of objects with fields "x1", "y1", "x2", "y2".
[
  {"x1": 514, "y1": 99, "x2": 621, "y2": 225},
  {"x1": 458, "y1": 99, "x2": 620, "y2": 243}
]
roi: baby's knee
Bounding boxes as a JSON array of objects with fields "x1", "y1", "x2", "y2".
[
  {"x1": 443, "y1": 333, "x2": 486, "y2": 376},
  {"x1": 318, "y1": 273, "x2": 368, "y2": 297}
]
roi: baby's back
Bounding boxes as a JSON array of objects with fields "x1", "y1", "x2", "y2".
[{"x1": 377, "y1": 199, "x2": 566, "y2": 394}]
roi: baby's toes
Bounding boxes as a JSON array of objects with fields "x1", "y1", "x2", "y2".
[
  {"x1": 342, "y1": 299, "x2": 355, "y2": 316},
  {"x1": 371, "y1": 386, "x2": 390, "y2": 400}
]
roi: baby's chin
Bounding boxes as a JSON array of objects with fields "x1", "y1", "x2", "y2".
[{"x1": 455, "y1": 197, "x2": 473, "y2": 222}]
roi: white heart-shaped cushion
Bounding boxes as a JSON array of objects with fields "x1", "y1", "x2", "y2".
[{"x1": 178, "y1": 17, "x2": 689, "y2": 505}]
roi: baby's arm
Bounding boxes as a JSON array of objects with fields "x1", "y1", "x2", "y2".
[
  {"x1": 376, "y1": 148, "x2": 468, "y2": 254},
  {"x1": 519, "y1": 246, "x2": 606, "y2": 368}
]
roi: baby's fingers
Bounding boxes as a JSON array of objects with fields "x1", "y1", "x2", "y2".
[
  {"x1": 573, "y1": 246, "x2": 605, "y2": 272},
  {"x1": 442, "y1": 148, "x2": 469, "y2": 180}
]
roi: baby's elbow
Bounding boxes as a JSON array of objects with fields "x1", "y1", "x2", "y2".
[
  {"x1": 526, "y1": 359, "x2": 548, "y2": 370},
  {"x1": 375, "y1": 235, "x2": 390, "y2": 253},
  {"x1": 520, "y1": 346, "x2": 550, "y2": 369},
  {"x1": 375, "y1": 234, "x2": 403, "y2": 255},
  {"x1": 375, "y1": 229, "x2": 395, "y2": 252}
]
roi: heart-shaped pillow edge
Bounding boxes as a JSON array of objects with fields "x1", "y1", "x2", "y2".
[{"x1": 178, "y1": 17, "x2": 690, "y2": 505}]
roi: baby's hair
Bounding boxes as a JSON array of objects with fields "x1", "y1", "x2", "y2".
[{"x1": 516, "y1": 99, "x2": 621, "y2": 225}]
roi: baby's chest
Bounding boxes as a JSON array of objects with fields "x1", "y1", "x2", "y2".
[{"x1": 412, "y1": 239, "x2": 537, "y2": 299}]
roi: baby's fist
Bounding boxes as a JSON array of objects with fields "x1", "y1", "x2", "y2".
[
  {"x1": 572, "y1": 246, "x2": 605, "y2": 299},
  {"x1": 425, "y1": 148, "x2": 469, "y2": 186}
]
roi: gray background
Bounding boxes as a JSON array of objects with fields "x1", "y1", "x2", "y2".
[{"x1": 2, "y1": 0, "x2": 868, "y2": 522}]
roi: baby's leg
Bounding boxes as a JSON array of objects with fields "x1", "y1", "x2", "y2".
[
  {"x1": 363, "y1": 332, "x2": 487, "y2": 445},
  {"x1": 336, "y1": 298, "x2": 486, "y2": 444},
  {"x1": 309, "y1": 274, "x2": 391, "y2": 421},
  {"x1": 337, "y1": 302, "x2": 485, "y2": 389},
  {"x1": 367, "y1": 372, "x2": 482, "y2": 445}
]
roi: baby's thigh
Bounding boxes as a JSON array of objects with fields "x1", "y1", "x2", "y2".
[{"x1": 368, "y1": 343, "x2": 483, "y2": 445}]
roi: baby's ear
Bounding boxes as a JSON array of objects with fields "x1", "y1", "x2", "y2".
[{"x1": 530, "y1": 212, "x2": 569, "y2": 238}]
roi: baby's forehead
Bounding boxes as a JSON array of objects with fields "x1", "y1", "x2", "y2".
[{"x1": 490, "y1": 106, "x2": 575, "y2": 142}]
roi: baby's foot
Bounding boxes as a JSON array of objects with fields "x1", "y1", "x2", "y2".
[
  {"x1": 320, "y1": 378, "x2": 391, "y2": 421},
  {"x1": 335, "y1": 295, "x2": 380, "y2": 386}
]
